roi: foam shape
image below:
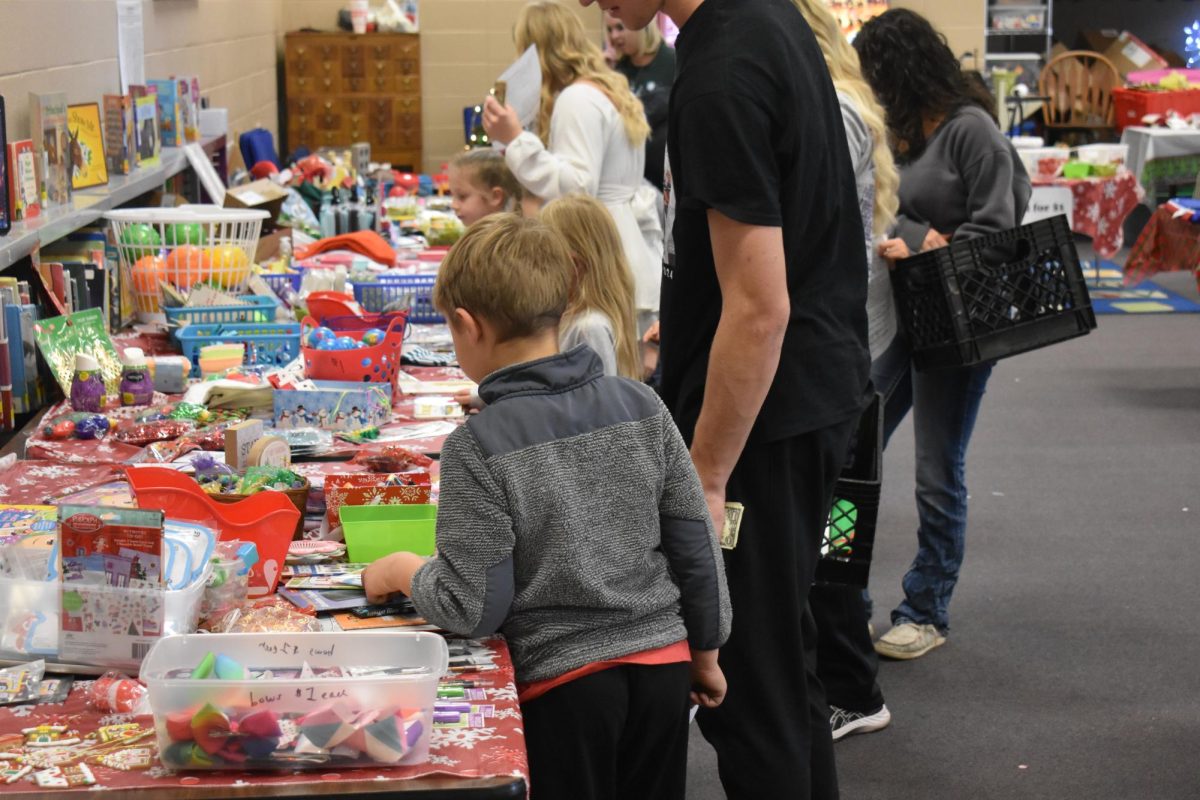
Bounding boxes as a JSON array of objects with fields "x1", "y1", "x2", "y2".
[
  {"x1": 238, "y1": 708, "x2": 282, "y2": 739},
  {"x1": 213, "y1": 654, "x2": 246, "y2": 680},
  {"x1": 362, "y1": 714, "x2": 407, "y2": 764},
  {"x1": 341, "y1": 709, "x2": 378, "y2": 754},
  {"x1": 297, "y1": 705, "x2": 354, "y2": 750},
  {"x1": 191, "y1": 703, "x2": 232, "y2": 755},
  {"x1": 165, "y1": 711, "x2": 195, "y2": 742},
  {"x1": 192, "y1": 652, "x2": 216, "y2": 680}
]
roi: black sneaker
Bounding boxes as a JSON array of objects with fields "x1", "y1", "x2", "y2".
[{"x1": 830, "y1": 704, "x2": 892, "y2": 741}]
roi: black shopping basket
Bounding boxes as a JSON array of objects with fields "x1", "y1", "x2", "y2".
[
  {"x1": 816, "y1": 393, "x2": 883, "y2": 588},
  {"x1": 892, "y1": 214, "x2": 1097, "y2": 371}
]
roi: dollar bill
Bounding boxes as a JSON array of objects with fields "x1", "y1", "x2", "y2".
[{"x1": 720, "y1": 502, "x2": 744, "y2": 550}]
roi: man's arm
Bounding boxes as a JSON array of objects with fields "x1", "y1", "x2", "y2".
[{"x1": 689, "y1": 210, "x2": 790, "y2": 530}]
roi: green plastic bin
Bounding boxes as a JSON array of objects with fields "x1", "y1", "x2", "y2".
[{"x1": 341, "y1": 504, "x2": 438, "y2": 562}]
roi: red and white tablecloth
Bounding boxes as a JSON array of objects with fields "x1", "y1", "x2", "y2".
[{"x1": 1032, "y1": 171, "x2": 1144, "y2": 259}]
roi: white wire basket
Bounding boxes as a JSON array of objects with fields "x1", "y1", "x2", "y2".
[{"x1": 105, "y1": 207, "x2": 270, "y2": 322}]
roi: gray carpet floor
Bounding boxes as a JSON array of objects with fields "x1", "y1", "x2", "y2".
[{"x1": 686, "y1": 268, "x2": 1200, "y2": 799}]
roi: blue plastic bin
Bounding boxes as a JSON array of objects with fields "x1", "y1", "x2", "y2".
[
  {"x1": 176, "y1": 322, "x2": 302, "y2": 376},
  {"x1": 165, "y1": 295, "x2": 279, "y2": 328},
  {"x1": 352, "y1": 275, "x2": 441, "y2": 323}
]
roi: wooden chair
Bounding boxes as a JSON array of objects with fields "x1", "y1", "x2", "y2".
[{"x1": 1038, "y1": 50, "x2": 1121, "y2": 142}]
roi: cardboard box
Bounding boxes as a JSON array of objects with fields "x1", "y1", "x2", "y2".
[
  {"x1": 1104, "y1": 32, "x2": 1169, "y2": 78},
  {"x1": 224, "y1": 179, "x2": 288, "y2": 223},
  {"x1": 272, "y1": 380, "x2": 391, "y2": 431},
  {"x1": 1078, "y1": 29, "x2": 1118, "y2": 54}
]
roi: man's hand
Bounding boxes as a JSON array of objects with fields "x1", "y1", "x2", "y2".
[
  {"x1": 690, "y1": 649, "x2": 727, "y2": 708},
  {"x1": 482, "y1": 96, "x2": 523, "y2": 146}
]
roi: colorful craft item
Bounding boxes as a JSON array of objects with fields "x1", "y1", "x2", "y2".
[
  {"x1": 33, "y1": 766, "x2": 68, "y2": 788},
  {"x1": 192, "y1": 652, "x2": 216, "y2": 679},
  {"x1": 96, "y1": 723, "x2": 143, "y2": 744},
  {"x1": 22, "y1": 725, "x2": 77, "y2": 747},
  {"x1": 34, "y1": 763, "x2": 95, "y2": 787},
  {"x1": 94, "y1": 747, "x2": 153, "y2": 771},
  {"x1": 191, "y1": 703, "x2": 233, "y2": 755},
  {"x1": 297, "y1": 705, "x2": 355, "y2": 750},
  {"x1": 163, "y1": 741, "x2": 216, "y2": 768},
  {"x1": 166, "y1": 710, "x2": 195, "y2": 742},
  {"x1": 90, "y1": 673, "x2": 146, "y2": 713},
  {"x1": 361, "y1": 713, "x2": 407, "y2": 764},
  {"x1": 2, "y1": 764, "x2": 31, "y2": 784},
  {"x1": 342, "y1": 709, "x2": 378, "y2": 754},
  {"x1": 213, "y1": 653, "x2": 246, "y2": 680}
]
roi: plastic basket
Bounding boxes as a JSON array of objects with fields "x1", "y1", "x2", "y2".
[
  {"x1": 301, "y1": 313, "x2": 407, "y2": 392},
  {"x1": 342, "y1": 504, "x2": 438, "y2": 563},
  {"x1": 106, "y1": 207, "x2": 270, "y2": 322},
  {"x1": 892, "y1": 215, "x2": 1096, "y2": 371},
  {"x1": 165, "y1": 295, "x2": 278, "y2": 328},
  {"x1": 176, "y1": 321, "x2": 302, "y2": 376},
  {"x1": 353, "y1": 274, "x2": 441, "y2": 322},
  {"x1": 816, "y1": 394, "x2": 882, "y2": 588},
  {"x1": 1113, "y1": 87, "x2": 1200, "y2": 132},
  {"x1": 262, "y1": 271, "x2": 303, "y2": 294}
]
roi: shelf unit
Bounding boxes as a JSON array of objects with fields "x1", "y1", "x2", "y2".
[
  {"x1": 985, "y1": 0, "x2": 1053, "y2": 58},
  {"x1": 0, "y1": 136, "x2": 225, "y2": 272}
]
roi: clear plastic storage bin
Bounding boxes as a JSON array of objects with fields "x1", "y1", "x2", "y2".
[{"x1": 140, "y1": 631, "x2": 448, "y2": 770}]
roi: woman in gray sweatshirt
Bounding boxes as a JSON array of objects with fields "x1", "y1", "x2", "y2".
[{"x1": 853, "y1": 9, "x2": 1031, "y2": 662}]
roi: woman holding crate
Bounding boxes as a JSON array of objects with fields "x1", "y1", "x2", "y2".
[{"x1": 852, "y1": 9, "x2": 1031, "y2": 661}]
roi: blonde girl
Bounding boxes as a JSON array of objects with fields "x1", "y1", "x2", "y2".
[
  {"x1": 447, "y1": 149, "x2": 523, "y2": 227},
  {"x1": 482, "y1": 1, "x2": 662, "y2": 334},
  {"x1": 792, "y1": 0, "x2": 900, "y2": 361},
  {"x1": 541, "y1": 194, "x2": 641, "y2": 380}
]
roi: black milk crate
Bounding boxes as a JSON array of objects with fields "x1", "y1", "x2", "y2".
[
  {"x1": 892, "y1": 215, "x2": 1096, "y2": 371},
  {"x1": 816, "y1": 393, "x2": 883, "y2": 588}
]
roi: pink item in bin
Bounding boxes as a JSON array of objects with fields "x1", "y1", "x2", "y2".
[
  {"x1": 1126, "y1": 68, "x2": 1200, "y2": 85},
  {"x1": 125, "y1": 467, "x2": 296, "y2": 596}
]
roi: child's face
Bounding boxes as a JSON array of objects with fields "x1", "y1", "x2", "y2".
[
  {"x1": 605, "y1": 14, "x2": 639, "y2": 58},
  {"x1": 449, "y1": 165, "x2": 505, "y2": 228},
  {"x1": 447, "y1": 311, "x2": 487, "y2": 384}
]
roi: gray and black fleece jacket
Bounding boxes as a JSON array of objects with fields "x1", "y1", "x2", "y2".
[{"x1": 409, "y1": 345, "x2": 732, "y2": 684}]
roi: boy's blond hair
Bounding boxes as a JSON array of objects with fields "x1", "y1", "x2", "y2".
[
  {"x1": 433, "y1": 213, "x2": 573, "y2": 342},
  {"x1": 540, "y1": 195, "x2": 641, "y2": 380},
  {"x1": 450, "y1": 148, "x2": 523, "y2": 209}
]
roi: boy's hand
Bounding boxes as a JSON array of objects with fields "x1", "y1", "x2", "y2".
[
  {"x1": 362, "y1": 552, "x2": 427, "y2": 604},
  {"x1": 689, "y1": 649, "x2": 727, "y2": 709},
  {"x1": 454, "y1": 389, "x2": 484, "y2": 414}
]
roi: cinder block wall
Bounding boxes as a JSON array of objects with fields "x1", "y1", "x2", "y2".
[{"x1": 1, "y1": 0, "x2": 282, "y2": 152}]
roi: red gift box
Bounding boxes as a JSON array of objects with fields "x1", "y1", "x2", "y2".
[{"x1": 323, "y1": 473, "x2": 432, "y2": 526}]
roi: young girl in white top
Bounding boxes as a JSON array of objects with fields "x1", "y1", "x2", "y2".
[
  {"x1": 542, "y1": 194, "x2": 641, "y2": 380},
  {"x1": 482, "y1": 1, "x2": 662, "y2": 334}
]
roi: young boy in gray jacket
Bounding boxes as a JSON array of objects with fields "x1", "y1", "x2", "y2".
[{"x1": 363, "y1": 213, "x2": 731, "y2": 800}]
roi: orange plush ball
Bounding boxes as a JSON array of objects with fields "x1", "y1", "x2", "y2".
[{"x1": 163, "y1": 245, "x2": 211, "y2": 288}]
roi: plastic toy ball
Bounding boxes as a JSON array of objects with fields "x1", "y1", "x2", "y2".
[
  {"x1": 334, "y1": 336, "x2": 359, "y2": 350},
  {"x1": 316, "y1": 338, "x2": 337, "y2": 351},
  {"x1": 360, "y1": 328, "x2": 385, "y2": 347},
  {"x1": 307, "y1": 326, "x2": 336, "y2": 349}
]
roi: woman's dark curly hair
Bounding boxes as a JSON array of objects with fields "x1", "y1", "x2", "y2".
[{"x1": 854, "y1": 9, "x2": 995, "y2": 161}]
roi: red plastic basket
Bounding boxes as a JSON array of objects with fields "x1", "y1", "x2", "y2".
[
  {"x1": 126, "y1": 467, "x2": 298, "y2": 596},
  {"x1": 301, "y1": 312, "x2": 407, "y2": 392},
  {"x1": 1113, "y1": 87, "x2": 1200, "y2": 131},
  {"x1": 306, "y1": 291, "x2": 366, "y2": 323}
]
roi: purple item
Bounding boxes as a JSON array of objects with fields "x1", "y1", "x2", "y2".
[{"x1": 69, "y1": 354, "x2": 106, "y2": 413}]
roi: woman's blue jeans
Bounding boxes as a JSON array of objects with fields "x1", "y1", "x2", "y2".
[{"x1": 870, "y1": 335, "x2": 994, "y2": 634}]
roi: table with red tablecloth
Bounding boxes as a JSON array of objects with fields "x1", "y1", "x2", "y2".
[
  {"x1": 1031, "y1": 171, "x2": 1145, "y2": 259},
  {"x1": 0, "y1": 638, "x2": 526, "y2": 798},
  {"x1": 1124, "y1": 203, "x2": 1200, "y2": 291}
]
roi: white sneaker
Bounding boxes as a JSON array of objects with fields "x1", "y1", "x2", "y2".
[
  {"x1": 873, "y1": 622, "x2": 946, "y2": 660},
  {"x1": 830, "y1": 704, "x2": 892, "y2": 741}
]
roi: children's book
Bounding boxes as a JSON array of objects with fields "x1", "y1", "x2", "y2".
[
  {"x1": 175, "y1": 76, "x2": 201, "y2": 143},
  {"x1": 66, "y1": 103, "x2": 108, "y2": 190},
  {"x1": 7, "y1": 139, "x2": 40, "y2": 220},
  {"x1": 102, "y1": 94, "x2": 136, "y2": 176},
  {"x1": 129, "y1": 85, "x2": 160, "y2": 167},
  {"x1": 146, "y1": 79, "x2": 180, "y2": 148},
  {"x1": 29, "y1": 92, "x2": 70, "y2": 207}
]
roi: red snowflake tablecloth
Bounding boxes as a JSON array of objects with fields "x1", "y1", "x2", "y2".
[
  {"x1": 0, "y1": 461, "x2": 125, "y2": 505},
  {"x1": 1032, "y1": 171, "x2": 1144, "y2": 259},
  {"x1": 1124, "y1": 202, "x2": 1200, "y2": 290},
  {"x1": 0, "y1": 637, "x2": 527, "y2": 796}
]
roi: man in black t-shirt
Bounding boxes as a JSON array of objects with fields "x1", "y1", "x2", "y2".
[{"x1": 585, "y1": 0, "x2": 869, "y2": 797}]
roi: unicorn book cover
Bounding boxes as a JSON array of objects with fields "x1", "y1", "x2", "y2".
[{"x1": 66, "y1": 103, "x2": 108, "y2": 190}]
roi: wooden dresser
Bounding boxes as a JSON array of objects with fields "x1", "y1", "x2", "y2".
[{"x1": 284, "y1": 31, "x2": 422, "y2": 171}]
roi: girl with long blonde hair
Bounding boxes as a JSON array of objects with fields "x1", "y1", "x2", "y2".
[
  {"x1": 541, "y1": 194, "x2": 641, "y2": 380},
  {"x1": 482, "y1": 1, "x2": 663, "y2": 335}
]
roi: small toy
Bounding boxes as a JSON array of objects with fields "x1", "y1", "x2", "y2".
[
  {"x1": 119, "y1": 348, "x2": 155, "y2": 406},
  {"x1": 2, "y1": 764, "x2": 31, "y2": 784},
  {"x1": 69, "y1": 354, "x2": 106, "y2": 413},
  {"x1": 22, "y1": 725, "x2": 79, "y2": 747},
  {"x1": 94, "y1": 746, "x2": 153, "y2": 771},
  {"x1": 89, "y1": 673, "x2": 146, "y2": 714},
  {"x1": 191, "y1": 703, "x2": 232, "y2": 755},
  {"x1": 297, "y1": 705, "x2": 355, "y2": 750},
  {"x1": 360, "y1": 327, "x2": 386, "y2": 346},
  {"x1": 306, "y1": 326, "x2": 335, "y2": 349},
  {"x1": 96, "y1": 723, "x2": 143, "y2": 744},
  {"x1": 333, "y1": 335, "x2": 358, "y2": 350}
]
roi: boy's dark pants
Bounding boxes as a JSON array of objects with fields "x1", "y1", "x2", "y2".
[
  {"x1": 697, "y1": 419, "x2": 856, "y2": 800},
  {"x1": 522, "y1": 662, "x2": 691, "y2": 800}
]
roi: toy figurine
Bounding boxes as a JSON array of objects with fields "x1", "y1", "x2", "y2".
[{"x1": 69, "y1": 354, "x2": 106, "y2": 413}]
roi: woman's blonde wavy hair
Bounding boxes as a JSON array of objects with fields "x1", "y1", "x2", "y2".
[
  {"x1": 791, "y1": 0, "x2": 898, "y2": 237},
  {"x1": 515, "y1": 2, "x2": 650, "y2": 148},
  {"x1": 541, "y1": 194, "x2": 641, "y2": 381}
]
